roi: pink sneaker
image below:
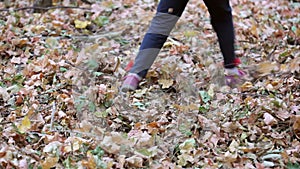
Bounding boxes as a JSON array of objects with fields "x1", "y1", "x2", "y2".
[
  {"x1": 225, "y1": 68, "x2": 246, "y2": 87},
  {"x1": 120, "y1": 73, "x2": 142, "y2": 92}
]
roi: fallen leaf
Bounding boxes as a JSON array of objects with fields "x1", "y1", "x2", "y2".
[
  {"x1": 0, "y1": 87, "x2": 9, "y2": 102},
  {"x1": 256, "y1": 62, "x2": 279, "y2": 76},
  {"x1": 263, "y1": 113, "x2": 277, "y2": 126},
  {"x1": 228, "y1": 140, "x2": 239, "y2": 153},
  {"x1": 250, "y1": 25, "x2": 259, "y2": 38},
  {"x1": 126, "y1": 155, "x2": 143, "y2": 167},
  {"x1": 179, "y1": 138, "x2": 196, "y2": 153},
  {"x1": 177, "y1": 154, "x2": 194, "y2": 166},
  {"x1": 82, "y1": 151, "x2": 97, "y2": 169},
  {"x1": 262, "y1": 161, "x2": 275, "y2": 167},
  {"x1": 261, "y1": 153, "x2": 281, "y2": 160},
  {"x1": 18, "y1": 116, "x2": 31, "y2": 133},
  {"x1": 43, "y1": 141, "x2": 62, "y2": 153},
  {"x1": 41, "y1": 157, "x2": 59, "y2": 169},
  {"x1": 290, "y1": 57, "x2": 300, "y2": 73},
  {"x1": 18, "y1": 159, "x2": 28, "y2": 169},
  {"x1": 158, "y1": 79, "x2": 173, "y2": 89},
  {"x1": 240, "y1": 82, "x2": 253, "y2": 91},
  {"x1": 74, "y1": 19, "x2": 91, "y2": 29},
  {"x1": 293, "y1": 115, "x2": 300, "y2": 139}
]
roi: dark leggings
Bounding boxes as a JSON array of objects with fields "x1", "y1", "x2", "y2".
[{"x1": 130, "y1": 0, "x2": 236, "y2": 78}]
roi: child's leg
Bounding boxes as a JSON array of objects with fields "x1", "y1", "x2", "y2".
[
  {"x1": 203, "y1": 0, "x2": 236, "y2": 68},
  {"x1": 129, "y1": 0, "x2": 189, "y2": 78}
]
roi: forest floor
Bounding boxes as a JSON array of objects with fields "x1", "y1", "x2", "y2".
[{"x1": 0, "y1": 0, "x2": 299, "y2": 168}]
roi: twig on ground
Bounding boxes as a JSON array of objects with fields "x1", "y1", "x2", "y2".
[
  {"x1": 215, "y1": 91, "x2": 270, "y2": 97},
  {"x1": 27, "y1": 31, "x2": 122, "y2": 41},
  {"x1": 0, "y1": 6, "x2": 91, "y2": 12},
  {"x1": 29, "y1": 128, "x2": 105, "y2": 141},
  {"x1": 50, "y1": 101, "x2": 56, "y2": 131},
  {"x1": 267, "y1": 45, "x2": 278, "y2": 60}
]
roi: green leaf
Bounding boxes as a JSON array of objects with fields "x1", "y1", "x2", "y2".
[
  {"x1": 63, "y1": 156, "x2": 73, "y2": 169},
  {"x1": 86, "y1": 59, "x2": 99, "y2": 71},
  {"x1": 60, "y1": 67, "x2": 68, "y2": 72},
  {"x1": 45, "y1": 37, "x2": 59, "y2": 49},
  {"x1": 0, "y1": 81, "x2": 5, "y2": 87},
  {"x1": 115, "y1": 38, "x2": 129, "y2": 45},
  {"x1": 93, "y1": 72, "x2": 103, "y2": 77},
  {"x1": 279, "y1": 50, "x2": 291, "y2": 58},
  {"x1": 0, "y1": 19, "x2": 5, "y2": 26},
  {"x1": 179, "y1": 138, "x2": 196, "y2": 152},
  {"x1": 179, "y1": 124, "x2": 192, "y2": 137},
  {"x1": 91, "y1": 146, "x2": 104, "y2": 158},
  {"x1": 199, "y1": 105, "x2": 209, "y2": 113},
  {"x1": 133, "y1": 102, "x2": 146, "y2": 110},
  {"x1": 291, "y1": 26, "x2": 297, "y2": 33},
  {"x1": 12, "y1": 74, "x2": 25, "y2": 85},
  {"x1": 199, "y1": 90, "x2": 211, "y2": 103},
  {"x1": 137, "y1": 148, "x2": 152, "y2": 157},
  {"x1": 287, "y1": 162, "x2": 300, "y2": 169},
  {"x1": 240, "y1": 132, "x2": 248, "y2": 140},
  {"x1": 88, "y1": 101, "x2": 96, "y2": 112},
  {"x1": 93, "y1": 16, "x2": 109, "y2": 27}
]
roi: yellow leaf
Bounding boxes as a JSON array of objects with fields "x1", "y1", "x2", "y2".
[
  {"x1": 63, "y1": 139, "x2": 81, "y2": 153},
  {"x1": 184, "y1": 30, "x2": 198, "y2": 37},
  {"x1": 163, "y1": 41, "x2": 173, "y2": 48},
  {"x1": 240, "y1": 82, "x2": 253, "y2": 92},
  {"x1": 74, "y1": 19, "x2": 91, "y2": 29},
  {"x1": 146, "y1": 70, "x2": 159, "y2": 78},
  {"x1": 256, "y1": 61, "x2": 279, "y2": 76},
  {"x1": 18, "y1": 116, "x2": 31, "y2": 133},
  {"x1": 41, "y1": 157, "x2": 59, "y2": 169},
  {"x1": 293, "y1": 115, "x2": 300, "y2": 139},
  {"x1": 158, "y1": 79, "x2": 173, "y2": 89},
  {"x1": 82, "y1": 151, "x2": 97, "y2": 169},
  {"x1": 250, "y1": 25, "x2": 259, "y2": 38}
]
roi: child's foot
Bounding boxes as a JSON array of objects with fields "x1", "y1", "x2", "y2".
[
  {"x1": 120, "y1": 73, "x2": 142, "y2": 92},
  {"x1": 225, "y1": 67, "x2": 246, "y2": 87}
]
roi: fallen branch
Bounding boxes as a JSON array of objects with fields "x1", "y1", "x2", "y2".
[
  {"x1": 50, "y1": 101, "x2": 56, "y2": 131},
  {"x1": 0, "y1": 5, "x2": 91, "y2": 12},
  {"x1": 30, "y1": 31, "x2": 122, "y2": 41},
  {"x1": 29, "y1": 129, "x2": 105, "y2": 141},
  {"x1": 215, "y1": 91, "x2": 270, "y2": 97}
]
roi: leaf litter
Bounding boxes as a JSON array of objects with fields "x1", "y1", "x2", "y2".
[{"x1": 0, "y1": 0, "x2": 299, "y2": 168}]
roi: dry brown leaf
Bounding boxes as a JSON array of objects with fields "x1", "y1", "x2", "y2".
[
  {"x1": 82, "y1": 151, "x2": 97, "y2": 169},
  {"x1": 256, "y1": 62, "x2": 279, "y2": 76},
  {"x1": 124, "y1": 0, "x2": 137, "y2": 6},
  {"x1": 263, "y1": 113, "x2": 278, "y2": 126},
  {"x1": 293, "y1": 115, "x2": 300, "y2": 139},
  {"x1": 240, "y1": 82, "x2": 253, "y2": 91},
  {"x1": 290, "y1": 57, "x2": 300, "y2": 73},
  {"x1": 158, "y1": 79, "x2": 173, "y2": 89},
  {"x1": 126, "y1": 155, "x2": 143, "y2": 168},
  {"x1": 41, "y1": 157, "x2": 59, "y2": 169}
]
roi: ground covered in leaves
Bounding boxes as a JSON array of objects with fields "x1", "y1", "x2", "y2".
[{"x1": 0, "y1": 0, "x2": 299, "y2": 168}]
